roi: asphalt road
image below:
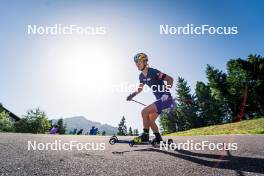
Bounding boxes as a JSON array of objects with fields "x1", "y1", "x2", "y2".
[{"x1": 0, "y1": 133, "x2": 263, "y2": 176}]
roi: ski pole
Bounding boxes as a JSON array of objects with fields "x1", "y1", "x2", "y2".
[
  {"x1": 131, "y1": 99, "x2": 147, "y2": 106},
  {"x1": 130, "y1": 97, "x2": 192, "y2": 107}
]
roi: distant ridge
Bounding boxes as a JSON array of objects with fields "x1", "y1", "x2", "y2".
[{"x1": 52, "y1": 116, "x2": 117, "y2": 135}]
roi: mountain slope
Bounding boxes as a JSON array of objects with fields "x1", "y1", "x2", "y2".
[{"x1": 52, "y1": 116, "x2": 117, "y2": 135}]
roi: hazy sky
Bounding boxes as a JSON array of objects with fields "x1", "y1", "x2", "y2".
[{"x1": 1, "y1": 0, "x2": 263, "y2": 131}]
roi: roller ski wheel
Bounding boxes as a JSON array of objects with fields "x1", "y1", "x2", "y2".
[
  {"x1": 151, "y1": 138, "x2": 174, "y2": 147},
  {"x1": 129, "y1": 140, "x2": 135, "y2": 147},
  {"x1": 109, "y1": 136, "x2": 118, "y2": 145},
  {"x1": 167, "y1": 138, "x2": 173, "y2": 145}
]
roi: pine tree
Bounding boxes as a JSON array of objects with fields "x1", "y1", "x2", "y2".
[
  {"x1": 175, "y1": 77, "x2": 197, "y2": 130},
  {"x1": 159, "y1": 109, "x2": 178, "y2": 134},
  {"x1": 128, "y1": 127, "x2": 133, "y2": 136},
  {"x1": 57, "y1": 118, "x2": 67, "y2": 134},
  {"x1": 133, "y1": 129, "x2": 139, "y2": 136},
  {"x1": 206, "y1": 65, "x2": 230, "y2": 121},
  {"x1": 117, "y1": 116, "x2": 127, "y2": 136},
  {"x1": 195, "y1": 81, "x2": 224, "y2": 126}
]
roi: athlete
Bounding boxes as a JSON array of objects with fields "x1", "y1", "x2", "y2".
[{"x1": 126, "y1": 53, "x2": 174, "y2": 144}]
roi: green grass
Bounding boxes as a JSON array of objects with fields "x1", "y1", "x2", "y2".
[{"x1": 167, "y1": 117, "x2": 264, "y2": 136}]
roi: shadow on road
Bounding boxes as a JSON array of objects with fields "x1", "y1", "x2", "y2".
[{"x1": 112, "y1": 148, "x2": 264, "y2": 175}]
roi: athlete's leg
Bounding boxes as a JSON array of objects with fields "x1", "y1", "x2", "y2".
[
  {"x1": 142, "y1": 102, "x2": 164, "y2": 142},
  {"x1": 141, "y1": 109, "x2": 150, "y2": 129},
  {"x1": 142, "y1": 103, "x2": 159, "y2": 132},
  {"x1": 149, "y1": 112, "x2": 159, "y2": 132},
  {"x1": 131, "y1": 106, "x2": 152, "y2": 143}
]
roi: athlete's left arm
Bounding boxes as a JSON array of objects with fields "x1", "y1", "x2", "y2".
[
  {"x1": 155, "y1": 68, "x2": 174, "y2": 90},
  {"x1": 164, "y1": 74, "x2": 174, "y2": 90}
]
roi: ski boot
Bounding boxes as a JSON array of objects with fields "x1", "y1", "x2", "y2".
[
  {"x1": 151, "y1": 133, "x2": 163, "y2": 146},
  {"x1": 131, "y1": 132, "x2": 149, "y2": 144}
]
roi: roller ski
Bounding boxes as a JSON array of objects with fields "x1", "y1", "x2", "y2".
[
  {"x1": 129, "y1": 132, "x2": 151, "y2": 147},
  {"x1": 109, "y1": 134, "x2": 151, "y2": 147},
  {"x1": 109, "y1": 135, "x2": 173, "y2": 147}
]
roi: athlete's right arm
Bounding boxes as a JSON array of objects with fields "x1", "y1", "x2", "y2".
[
  {"x1": 136, "y1": 83, "x2": 144, "y2": 94},
  {"x1": 126, "y1": 83, "x2": 144, "y2": 101}
]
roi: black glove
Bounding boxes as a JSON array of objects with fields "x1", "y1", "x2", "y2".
[{"x1": 126, "y1": 92, "x2": 137, "y2": 101}]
